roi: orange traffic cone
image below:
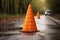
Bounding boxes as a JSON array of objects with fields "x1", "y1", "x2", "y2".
[
  {"x1": 36, "y1": 11, "x2": 40, "y2": 19},
  {"x1": 21, "y1": 4, "x2": 37, "y2": 32}
]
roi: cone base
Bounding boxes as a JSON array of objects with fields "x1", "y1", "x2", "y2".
[
  {"x1": 36, "y1": 17, "x2": 40, "y2": 19},
  {"x1": 36, "y1": 18, "x2": 40, "y2": 19},
  {"x1": 20, "y1": 30, "x2": 39, "y2": 33}
]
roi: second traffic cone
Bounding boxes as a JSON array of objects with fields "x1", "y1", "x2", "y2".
[
  {"x1": 36, "y1": 11, "x2": 40, "y2": 19},
  {"x1": 21, "y1": 4, "x2": 37, "y2": 32}
]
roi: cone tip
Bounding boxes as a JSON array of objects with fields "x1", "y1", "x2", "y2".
[
  {"x1": 29, "y1": 4, "x2": 32, "y2": 6},
  {"x1": 28, "y1": 4, "x2": 32, "y2": 8}
]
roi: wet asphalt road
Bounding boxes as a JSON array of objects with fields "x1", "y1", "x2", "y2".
[
  {"x1": 35, "y1": 15, "x2": 60, "y2": 40},
  {"x1": 0, "y1": 15, "x2": 60, "y2": 40}
]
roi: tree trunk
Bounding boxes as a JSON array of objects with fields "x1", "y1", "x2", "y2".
[{"x1": 0, "y1": 0, "x2": 2, "y2": 13}]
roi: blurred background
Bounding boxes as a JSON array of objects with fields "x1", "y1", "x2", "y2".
[{"x1": 0, "y1": 0, "x2": 60, "y2": 16}]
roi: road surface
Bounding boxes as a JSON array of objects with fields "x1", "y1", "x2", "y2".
[{"x1": 0, "y1": 15, "x2": 60, "y2": 40}]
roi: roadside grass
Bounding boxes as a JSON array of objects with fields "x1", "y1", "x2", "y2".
[
  {"x1": 0, "y1": 13, "x2": 26, "y2": 19},
  {"x1": 0, "y1": 14, "x2": 20, "y2": 19}
]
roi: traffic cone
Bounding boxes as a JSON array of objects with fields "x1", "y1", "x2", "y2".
[
  {"x1": 21, "y1": 4, "x2": 37, "y2": 33},
  {"x1": 36, "y1": 11, "x2": 40, "y2": 19}
]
